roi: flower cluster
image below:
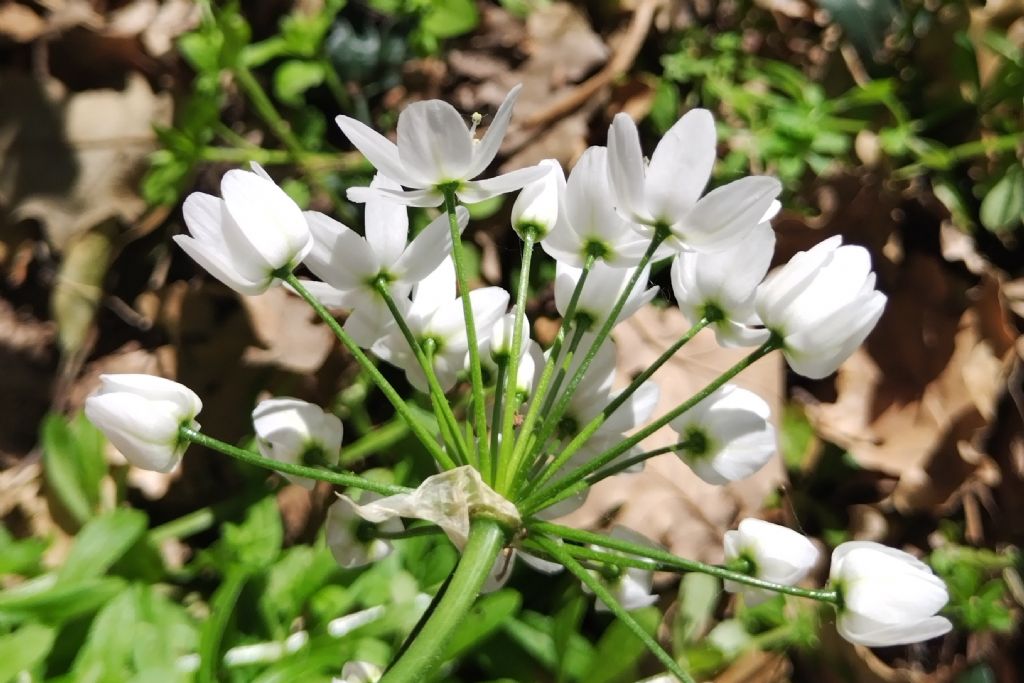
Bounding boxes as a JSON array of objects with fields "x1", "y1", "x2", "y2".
[{"x1": 85, "y1": 86, "x2": 949, "y2": 680}]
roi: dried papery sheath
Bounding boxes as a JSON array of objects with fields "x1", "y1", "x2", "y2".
[{"x1": 337, "y1": 466, "x2": 521, "y2": 550}]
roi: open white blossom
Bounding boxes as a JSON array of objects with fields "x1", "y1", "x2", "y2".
[
  {"x1": 85, "y1": 374, "x2": 201, "y2": 473},
  {"x1": 373, "y1": 257, "x2": 509, "y2": 392},
  {"x1": 671, "y1": 220, "x2": 776, "y2": 347},
  {"x1": 755, "y1": 236, "x2": 887, "y2": 379},
  {"x1": 252, "y1": 397, "x2": 343, "y2": 489},
  {"x1": 554, "y1": 261, "x2": 656, "y2": 332},
  {"x1": 830, "y1": 541, "x2": 952, "y2": 647},
  {"x1": 607, "y1": 110, "x2": 781, "y2": 252},
  {"x1": 723, "y1": 518, "x2": 819, "y2": 605},
  {"x1": 337, "y1": 85, "x2": 547, "y2": 207},
  {"x1": 301, "y1": 174, "x2": 467, "y2": 347},
  {"x1": 541, "y1": 145, "x2": 652, "y2": 268},
  {"x1": 176, "y1": 164, "x2": 312, "y2": 295},
  {"x1": 669, "y1": 384, "x2": 775, "y2": 485}
]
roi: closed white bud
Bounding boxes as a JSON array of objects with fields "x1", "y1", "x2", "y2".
[
  {"x1": 723, "y1": 518, "x2": 819, "y2": 605},
  {"x1": 755, "y1": 236, "x2": 886, "y2": 379},
  {"x1": 511, "y1": 159, "x2": 563, "y2": 238},
  {"x1": 175, "y1": 165, "x2": 313, "y2": 295},
  {"x1": 252, "y1": 398, "x2": 343, "y2": 489},
  {"x1": 84, "y1": 374, "x2": 202, "y2": 473},
  {"x1": 830, "y1": 541, "x2": 952, "y2": 647},
  {"x1": 487, "y1": 308, "x2": 530, "y2": 362},
  {"x1": 669, "y1": 384, "x2": 775, "y2": 485},
  {"x1": 335, "y1": 661, "x2": 383, "y2": 683}
]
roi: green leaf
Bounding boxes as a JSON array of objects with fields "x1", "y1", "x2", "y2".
[
  {"x1": 273, "y1": 60, "x2": 326, "y2": 107},
  {"x1": 58, "y1": 508, "x2": 148, "y2": 583},
  {"x1": 444, "y1": 589, "x2": 522, "y2": 660},
  {"x1": 0, "y1": 576, "x2": 126, "y2": 623},
  {"x1": 649, "y1": 79, "x2": 681, "y2": 134},
  {"x1": 42, "y1": 412, "x2": 108, "y2": 526},
  {"x1": 582, "y1": 607, "x2": 661, "y2": 683},
  {"x1": 0, "y1": 526, "x2": 48, "y2": 576},
  {"x1": 220, "y1": 496, "x2": 282, "y2": 570},
  {"x1": 0, "y1": 623, "x2": 56, "y2": 681},
  {"x1": 421, "y1": 0, "x2": 479, "y2": 39},
  {"x1": 980, "y1": 164, "x2": 1024, "y2": 233}
]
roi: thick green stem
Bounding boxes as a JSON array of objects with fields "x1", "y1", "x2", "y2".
[
  {"x1": 441, "y1": 188, "x2": 489, "y2": 466},
  {"x1": 530, "y1": 319, "x2": 708, "y2": 490},
  {"x1": 495, "y1": 234, "x2": 536, "y2": 493},
  {"x1": 532, "y1": 535, "x2": 695, "y2": 683},
  {"x1": 180, "y1": 427, "x2": 410, "y2": 496},
  {"x1": 529, "y1": 521, "x2": 839, "y2": 603},
  {"x1": 521, "y1": 339, "x2": 778, "y2": 513},
  {"x1": 284, "y1": 274, "x2": 456, "y2": 470},
  {"x1": 381, "y1": 518, "x2": 507, "y2": 683}
]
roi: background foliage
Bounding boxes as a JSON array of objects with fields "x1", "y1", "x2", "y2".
[{"x1": 1, "y1": 0, "x2": 1022, "y2": 681}]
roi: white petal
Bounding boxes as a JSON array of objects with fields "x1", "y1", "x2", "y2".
[
  {"x1": 457, "y1": 165, "x2": 550, "y2": 203},
  {"x1": 677, "y1": 176, "x2": 781, "y2": 251},
  {"x1": 606, "y1": 113, "x2": 650, "y2": 224},
  {"x1": 410, "y1": 257, "x2": 457, "y2": 319},
  {"x1": 602, "y1": 381, "x2": 660, "y2": 434},
  {"x1": 644, "y1": 109, "x2": 716, "y2": 222},
  {"x1": 364, "y1": 175, "x2": 409, "y2": 268},
  {"x1": 467, "y1": 84, "x2": 522, "y2": 178},
  {"x1": 303, "y1": 211, "x2": 380, "y2": 290},
  {"x1": 393, "y1": 207, "x2": 464, "y2": 284},
  {"x1": 221, "y1": 169, "x2": 311, "y2": 268},
  {"x1": 336, "y1": 115, "x2": 424, "y2": 188},
  {"x1": 396, "y1": 100, "x2": 474, "y2": 183},
  {"x1": 174, "y1": 235, "x2": 268, "y2": 294}
]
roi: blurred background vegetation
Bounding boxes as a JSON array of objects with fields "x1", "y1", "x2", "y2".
[{"x1": 0, "y1": 0, "x2": 1022, "y2": 681}]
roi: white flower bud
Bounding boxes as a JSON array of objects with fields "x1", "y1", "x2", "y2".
[
  {"x1": 487, "y1": 308, "x2": 530, "y2": 362},
  {"x1": 84, "y1": 374, "x2": 202, "y2": 473},
  {"x1": 830, "y1": 541, "x2": 952, "y2": 647},
  {"x1": 755, "y1": 236, "x2": 886, "y2": 379},
  {"x1": 723, "y1": 518, "x2": 819, "y2": 605},
  {"x1": 252, "y1": 398, "x2": 343, "y2": 489},
  {"x1": 669, "y1": 384, "x2": 775, "y2": 485},
  {"x1": 175, "y1": 165, "x2": 313, "y2": 295},
  {"x1": 511, "y1": 159, "x2": 563, "y2": 238}
]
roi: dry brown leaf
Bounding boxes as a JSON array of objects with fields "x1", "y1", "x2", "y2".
[
  {"x1": 0, "y1": 2, "x2": 47, "y2": 41},
  {"x1": 806, "y1": 264, "x2": 1015, "y2": 515},
  {"x1": 556, "y1": 306, "x2": 785, "y2": 562},
  {"x1": 1, "y1": 73, "x2": 171, "y2": 250},
  {"x1": 241, "y1": 287, "x2": 334, "y2": 374}
]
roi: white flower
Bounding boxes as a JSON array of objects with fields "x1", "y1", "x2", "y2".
[
  {"x1": 84, "y1": 374, "x2": 201, "y2": 472},
  {"x1": 554, "y1": 261, "x2": 656, "y2": 332},
  {"x1": 671, "y1": 220, "x2": 776, "y2": 347},
  {"x1": 723, "y1": 518, "x2": 819, "y2": 605},
  {"x1": 607, "y1": 110, "x2": 781, "y2": 252},
  {"x1": 830, "y1": 541, "x2": 952, "y2": 647},
  {"x1": 373, "y1": 258, "x2": 509, "y2": 392},
  {"x1": 483, "y1": 308, "x2": 531, "y2": 363},
  {"x1": 301, "y1": 174, "x2": 467, "y2": 347},
  {"x1": 336, "y1": 85, "x2": 547, "y2": 207},
  {"x1": 175, "y1": 164, "x2": 312, "y2": 295},
  {"x1": 335, "y1": 661, "x2": 382, "y2": 683},
  {"x1": 511, "y1": 159, "x2": 563, "y2": 238},
  {"x1": 669, "y1": 384, "x2": 775, "y2": 485},
  {"x1": 582, "y1": 527, "x2": 659, "y2": 612},
  {"x1": 755, "y1": 236, "x2": 887, "y2": 379},
  {"x1": 325, "y1": 494, "x2": 402, "y2": 569},
  {"x1": 541, "y1": 146, "x2": 651, "y2": 267},
  {"x1": 251, "y1": 397, "x2": 343, "y2": 489}
]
